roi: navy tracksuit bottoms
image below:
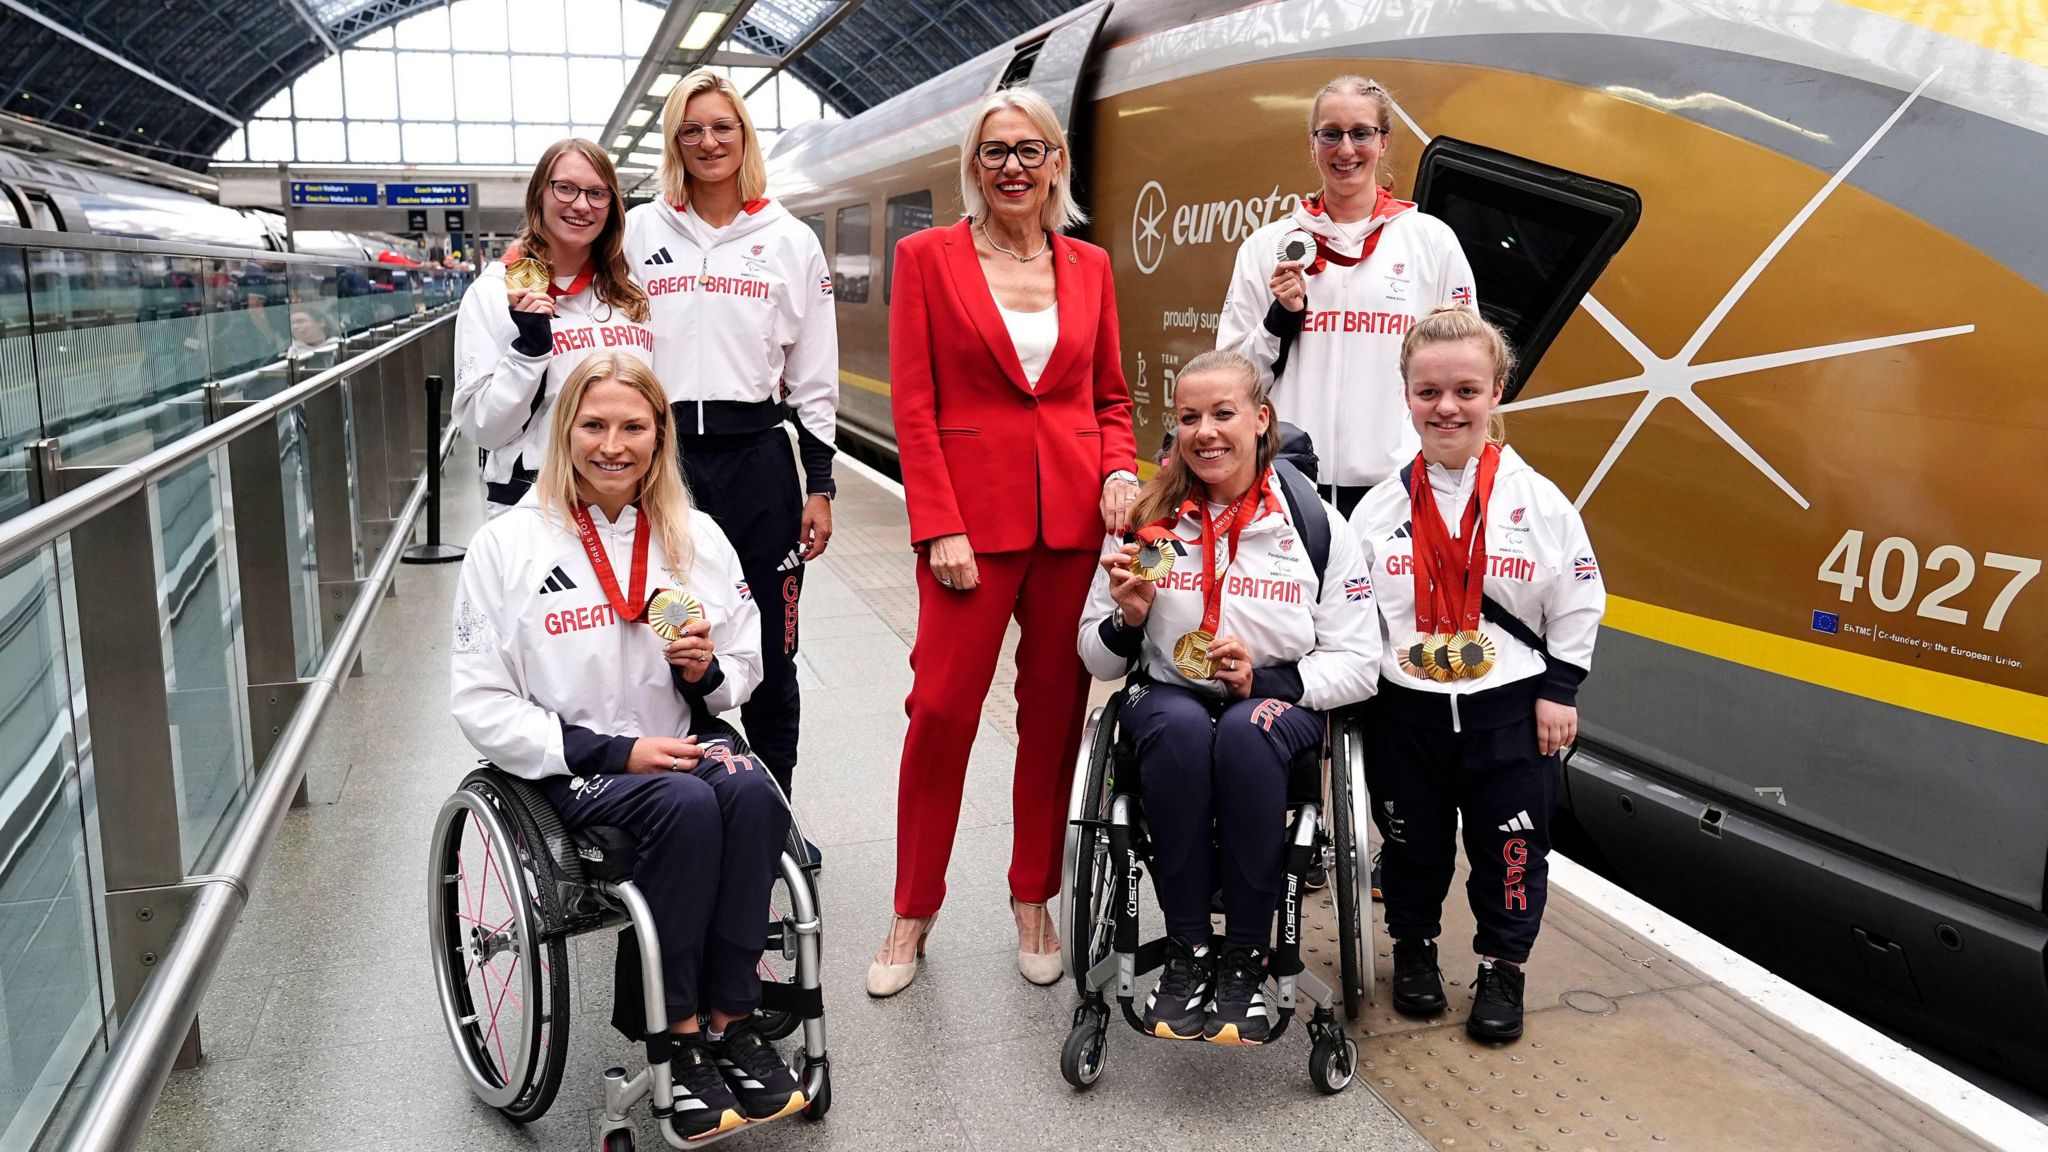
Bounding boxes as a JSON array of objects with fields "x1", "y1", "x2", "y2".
[
  {"x1": 681, "y1": 430, "x2": 806, "y2": 796},
  {"x1": 1122, "y1": 681, "x2": 1325, "y2": 949},
  {"x1": 1365, "y1": 679, "x2": 1559, "y2": 965},
  {"x1": 540, "y1": 738, "x2": 789, "y2": 1022}
]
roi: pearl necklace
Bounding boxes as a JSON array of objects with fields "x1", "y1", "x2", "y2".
[{"x1": 979, "y1": 219, "x2": 1047, "y2": 262}]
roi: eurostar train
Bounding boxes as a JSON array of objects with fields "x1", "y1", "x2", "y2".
[{"x1": 771, "y1": 0, "x2": 2048, "y2": 1089}]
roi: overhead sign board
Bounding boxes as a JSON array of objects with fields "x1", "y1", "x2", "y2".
[
  {"x1": 290, "y1": 181, "x2": 378, "y2": 206},
  {"x1": 385, "y1": 183, "x2": 471, "y2": 206}
]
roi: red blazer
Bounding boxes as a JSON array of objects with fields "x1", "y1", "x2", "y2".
[{"x1": 890, "y1": 219, "x2": 1137, "y2": 553}]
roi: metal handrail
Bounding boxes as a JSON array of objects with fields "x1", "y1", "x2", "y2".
[
  {"x1": 56, "y1": 422, "x2": 459, "y2": 1152},
  {"x1": 0, "y1": 311, "x2": 445, "y2": 570},
  {"x1": 0, "y1": 223, "x2": 459, "y2": 272}
]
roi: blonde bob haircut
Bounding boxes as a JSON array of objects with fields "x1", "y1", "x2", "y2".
[
  {"x1": 659, "y1": 68, "x2": 769, "y2": 208},
  {"x1": 1399, "y1": 305, "x2": 1515, "y2": 444},
  {"x1": 537, "y1": 353, "x2": 697, "y2": 580},
  {"x1": 958, "y1": 85, "x2": 1087, "y2": 232}
]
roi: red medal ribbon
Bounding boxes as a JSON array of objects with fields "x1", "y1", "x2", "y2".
[
  {"x1": 1151, "y1": 470, "x2": 1273, "y2": 635},
  {"x1": 547, "y1": 260, "x2": 595, "y2": 299},
  {"x1": 569, "y1": 502, "x2": 651, "y2": 625},
  {"x1": 1406, "y1": 444, "x2": 1501, "y2": 635}
]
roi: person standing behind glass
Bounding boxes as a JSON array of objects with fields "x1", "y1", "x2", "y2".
[
  {"x1": 455, "y1": 138, "x2": 653, "y2": 518},
  {"x1": 626, "y1": 69, "x2": 838, "y2": 801},
  {"x1": 1217, "y1": 76, "x2": 1478, "y2": 517},
  {"x1": 869, "y1": 86, "x2": 1138, "y2": 998}
]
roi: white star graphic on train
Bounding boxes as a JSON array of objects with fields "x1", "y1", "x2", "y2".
[
  {"x1": 1499, "y1": 69, "x2": 1973, "y2": 511},
  {"x1": 1133, "y1": 180, "x2": 1168, "y2": 274}
]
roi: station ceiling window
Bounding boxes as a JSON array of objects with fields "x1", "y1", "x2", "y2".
[{"x1": 212, "y1": 0, "x2": 832, "y2": 169}]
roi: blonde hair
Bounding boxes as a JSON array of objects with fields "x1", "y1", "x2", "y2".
[
  {"x1": 516, "y1": 138, "x2": 649, "y2": 323},
  {"x1": 1132, "y1": 349, "x2": 1281, "y2": 529},
  {"x1": 1310, "y1": 75, "x2": 1398, "y2": 189},
  {"x1": 659, "y1": 68, "x2": 769, "y2": 209},
  {"x1": 1399, "y1": 306, "x2": 1514, "y2": 443},
  {"x1": 958, "y1": 85, "x2": 1087, "y2": 232},
  {"x1": 537, "y1": 354, "x2": 696, "y2": 579}
]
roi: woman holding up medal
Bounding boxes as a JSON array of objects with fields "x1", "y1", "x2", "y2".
[
  {"x1": 1078, "y1": 350, "x2": 1379, "y2": 1046},
  {"x1": 626, "y1": 70, "x2": 839, "y2": 801},
  {"x1": 1346, "y1": 308, "x2": 1605, "y2": 1043},
  {"x1": 1216, "y1": 76, "x2": 1477, "y2": 516},
  {"x1": 449, "y1": 353, "x2": 808, "y2": 1137},
  {"x1": 869, "y1": 86, "x2": 1138, "y2": 998},
  {"x1": 454, "y1": 139, "x2": 652, "y2": 517}
]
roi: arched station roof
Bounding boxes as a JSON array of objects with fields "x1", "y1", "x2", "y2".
[{"x1": 2, "y1": 0, "x2": 1086, "y2": 172}]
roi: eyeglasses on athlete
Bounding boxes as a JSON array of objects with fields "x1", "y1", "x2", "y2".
[
  {"x1": 1311, "y1": 125, "x2": 1389, "y2": 148},
  {"x1": 548, "y1": 180, "x2": 614, "y2": 207},
  {"x1": 678, "y1": 120, "x2": 742, "y2": 145}
]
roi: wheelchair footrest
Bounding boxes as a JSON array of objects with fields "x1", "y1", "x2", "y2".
[{"x1": 758, "y1": 982, "x2": 824, "y2": 1020}]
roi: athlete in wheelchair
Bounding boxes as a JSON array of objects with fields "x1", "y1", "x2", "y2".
[
  {"x1": 431, "y1": 354, "x2": 827, "y2": 1147},
  {"x1": 1061, "y1": 350, "x2": 1380, "y2": 1092}
]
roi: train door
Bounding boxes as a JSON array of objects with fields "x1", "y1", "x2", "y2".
[
  {"x1": 1410, "y1": 138, "x2": 1640, "y2": 395},
  {"x1": 996, "y1": 0, "x2": 1112, "y2": 232}
]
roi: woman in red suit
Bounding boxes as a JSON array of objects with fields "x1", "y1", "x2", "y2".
[{"x1": 869, "y1": 86, "x2": 1139, "y2": 997}]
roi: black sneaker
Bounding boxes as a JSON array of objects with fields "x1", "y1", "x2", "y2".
[
  {"x1": 1202, "y1": 945, "x2": 1273, "y2": 1046},
  {"x1": 1391, "y1": 937, "x2": 1447, "y2": 1018},
  {"x1": 1467, "y1": 961, "x2": 1526, "y2": 1041},
  {"x1": 1141, "y1": 937, "x2": 1212, "y2": 1040},
  {"x1": 714, "y1": 1020, "x2": 807, "y2": 1122},
  {"x1": 1369, "y1": 848, "x2": 1384, "y2": 901},
  {"x1": 1304, "y1": 857, "x2": 1328, "y2": 891},
  {"x1": 668, "y1": 1034, "x2": 746, "y2": 1141}
]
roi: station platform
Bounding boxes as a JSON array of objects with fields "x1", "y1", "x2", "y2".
[{"x1": 136, "y1": 445, "x2": 2033, "y2": 1152}]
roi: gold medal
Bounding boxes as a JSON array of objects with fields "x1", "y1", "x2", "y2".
[
  {"x1": 1130, "y1": 541, "x2": 1174, "y2": 582},
  {"x1": 1173, "y1": 629, "x2": 1218, "y2": 680},
  {"x1": 504, "y1": 257, "x2": 551, "y2": 295},
  {"x1": 646, "y1": 588, "x2": 705, "y2": 642},
  {"x1": 1446, "y1": 629, "x2": 1498, "y2": 680},
  {"x1": 1421, "y1": 633, "x2": 1457, "y2": 683}
]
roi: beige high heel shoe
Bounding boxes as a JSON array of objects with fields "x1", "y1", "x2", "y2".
[
  {"x1": 1013, "y1": 898, "x2": 1064, "y2": 986},
  {"x1": 866, "y1": 913, "x2": 936, "y2": 998}
]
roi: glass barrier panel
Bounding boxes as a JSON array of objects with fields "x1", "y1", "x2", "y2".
[
  {"x1": 0, "y1": 548, "x2": 103, "y2": 1148},
  {"x1": 151, "y1": 454, "x2": 253, "y2": 871},
  {"x1": 205, "y1": 256, "x2": 291, "y2": 380},
  {"x1": 277, "y1": 402, "x2": 324, "y2": 677},
  {"x1": 0, "y1": 247, "x2": 39, "y2": 521}
]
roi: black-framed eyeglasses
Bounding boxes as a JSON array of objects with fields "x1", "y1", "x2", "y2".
[
  {"x1": 678, "y1": 119, "x2": 742, "y2": 145},
  {"x1": 1311, "y1": 125, "x2": 1389, "y2": 148},
  {"x1": 548, "y1": 179, "x2": 614, "y2": 207},
  {"x1": 975, "y1": 139, "x2": 1056, "y2": 170}
]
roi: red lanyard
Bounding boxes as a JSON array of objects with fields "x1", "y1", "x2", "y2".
[
  {"x1": 1139, "y1": 470, "x2": 1273, "y2": 633},
  {"x1": 569, "y1": 502, "x2": 650, "y2": 623},
  {"x1": 1304, "y1": 186, "x2": 1407, "y2": 274},
  {"x1": 548, "y1": 261, "x2": 595, "y2": 299},
  {"x1": 1406, "y1": 444, "x2": 1500, "y2": 634}
]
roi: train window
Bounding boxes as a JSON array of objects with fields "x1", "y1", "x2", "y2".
[
  {"x1": 833, "y1": 203, "x2": 872, "y2": 305},
  {"x1": 883, "y1": 191, "x2": 932, "y2": 304},
  {"x1": 999, "y1": 39, "x2": 1044, "y2": 87},
  {"x1": 25, "y1": 192, "x2": 62, "y2": 231},
  {"x1": 799, "y1": 213, "x2": 826, "y2": 253},
  {"x1": 1412, "y1": 137, "x2": 1640, "y2": 400}
]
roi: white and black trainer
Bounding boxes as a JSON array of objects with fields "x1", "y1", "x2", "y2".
[
  {"x1": 1203, "y1": 944, "x2": 1273, "y2": 1046},
  {"x1": 1141, "y1": 936, "x2": 1212, "y2": 1040},
  {"x1": 668, "y1": 1033, "x2": 745, "y2": 1141},
  {"x1": 713, "y1": 1020, "x2": 807, "y2": 1122}
]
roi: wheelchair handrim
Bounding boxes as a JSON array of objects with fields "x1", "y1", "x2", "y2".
[{"x1": 428, "y1": 788, "x2": 545, "y2": 1110}]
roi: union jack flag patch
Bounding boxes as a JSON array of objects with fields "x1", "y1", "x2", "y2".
[
  {"x1": 1450, "y1": 285, "x2": 1473, "y2": 305},
  {"x1": 1573, "y1": 556, "x2": 1600, "y2": 582},
  {"x1": 819, "y1": 273, "x2": 834, "y2": 297},
  {"x1": 1345, "y1": 576, "x2": 1373, "y2": 602},
  {"x1": 736, "y1": 580, "x2": 752, "y2": 600}
]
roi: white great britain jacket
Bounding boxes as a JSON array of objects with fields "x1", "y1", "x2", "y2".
[
  {"x1": 624, "y1": 197, "x2": 840, "y2": 494},
  {"x1": 452, "y1": 263, "x2": 654, "y2": 501},
  {"x1": 1217, "y1": 192, "x2": 1477, "y2": 488},
  {"x1": 1346, "y1": 445, "x2": 1604, "y2": 710},
  {"x1": 450, "y1": 493, "x2": 762, "y2": 781},
  {"x1": 1077, "y1": 471, "x2": 1382, "y2": 710}
]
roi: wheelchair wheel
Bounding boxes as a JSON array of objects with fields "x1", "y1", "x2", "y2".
[
  {"x1": 427, "y1": 773, "x2": 570, "y2": 1122},
  {"x1": 1060, "y1": 1016, "x2": 1108, "y2": 1090},
  {"x1": 1309, "y1": 1033, "x2": 1358, "y2": 1095},
  {"x1": 1061, "y1": 696, "x2": 1123, "y2": 994},
  {"x1": 752, "y1": 842, "x2": 803, "y2": 1042},
  {"x1": 1328, "y1": 713, "x2": 1375, "y2": 1020}
]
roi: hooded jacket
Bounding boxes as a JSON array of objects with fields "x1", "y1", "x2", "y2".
[
  {"x1": 1345, "y1": 445, "x2": 1603, "y2": 709},
  {"x1": 1217, "y1": 192, "x2": 1477, "y2": 487},
  {"x1": 1078, "y1": 470, "x2": 1381, "y2": 710},
  {"x1": 624, "y1": 197, "x2": 839, "y2": 494},
  {"x1": 450, "y1": 494, "x2": 762, "y2": 781},
  {"x1": 452, "y1": 261, "x2": 654, "y2": 502}
]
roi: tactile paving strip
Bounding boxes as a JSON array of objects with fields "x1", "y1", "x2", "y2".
[{"x1": 827, "y1": 468, "x2": 1997, "y2": 1152}]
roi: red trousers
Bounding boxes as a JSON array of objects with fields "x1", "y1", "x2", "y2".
[{"x1": 894, "y1": 543, "x2": 1097, "y2": 917}]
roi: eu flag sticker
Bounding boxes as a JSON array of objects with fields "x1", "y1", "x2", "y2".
[{"x1": 1811, "y1": 610, "x2": 1840, "y2": 635}]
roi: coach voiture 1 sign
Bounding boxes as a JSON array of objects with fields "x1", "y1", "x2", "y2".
[
  {"x1": 387, "y1": 183, "x2": 472, "y2": 206},
  {"x1": 291, "y1": 181, "x2": 377, "y2": 206}
]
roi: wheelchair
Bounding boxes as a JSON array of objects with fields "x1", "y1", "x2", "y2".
[
  {"x1": 426, "y1": 757, "x2": 829, "y2": 1148},
  {"x1": 1058, "y1": 688, "x2": 1375, "y2": 1094}
]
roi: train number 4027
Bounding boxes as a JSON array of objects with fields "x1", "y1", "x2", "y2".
[{"x1": 1818, "y1": 530, "x2": 2040, "y2": 632}]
